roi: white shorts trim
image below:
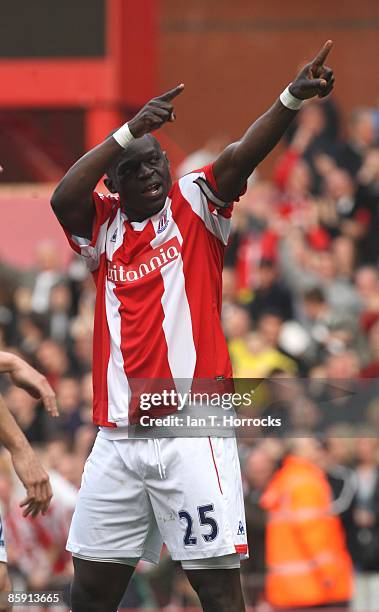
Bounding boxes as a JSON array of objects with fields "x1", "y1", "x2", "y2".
[{"x1": 181, "y1": 553, "x2": 240, "y2": 571}]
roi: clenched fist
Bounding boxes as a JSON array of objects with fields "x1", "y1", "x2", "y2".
[
  {"x1": 128, "y1": 84, "x2": 185, "y2": 139},
  {"x1": 290, "y1": 40, "x2": 335, "y2": 100}
]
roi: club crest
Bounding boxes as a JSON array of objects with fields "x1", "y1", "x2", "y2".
[{"x1": 157, "y1": 210, "x2": 169, "y2": 234}]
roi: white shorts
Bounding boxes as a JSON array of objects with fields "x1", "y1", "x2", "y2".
[
  {"x1": 67, "y1": 434, "x2": 248, "y2": 564},
  {"x1": 0, "y1": 516, "x2": 7, "y2": 563}
]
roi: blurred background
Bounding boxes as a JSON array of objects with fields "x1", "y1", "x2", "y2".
[{"x1": 1, "y1": 0, "x2": 379, "y2": 610}]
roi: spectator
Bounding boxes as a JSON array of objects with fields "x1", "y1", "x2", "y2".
[
  {"x1": 35, "y1": 339, "x2": 71, "y2": 388},
  {"x1": 48, "y1": 281, "x2": 73, "y2": 344},
  {"x1": 320, "y1": 437, "x2": 357, "y2": 557},
  {"x1": 261, "y1": 438, "x2": 353, "y2": 610},
  {"x1": 228, "y1": 326, "x2": 297, "y2": 379},
  {"x1": 313, "y1": 249, "x2": 361, "y2": 317},
  {"x1": 351, "y1": 435, "x2": 379, "y2": 611},
  {"x1": 30, "y1": 241, "x2": 62, "y2": 315},
  {"x1": 248, "y1": 259, "x2": 293, "y2": 323},
  {"x1": 356, "y1": 266, "x2": 379, "y2": 331},
  {"x1": 277, "y1": 100, "x2": 339, "y2": 194},
  {"x1": 334, "y1": 109, "x2": 376, "y2": 177},
  {"x1": 242, "y1": 446, "x2": 277, "y2": 607},
  {"x1": 356, "y1": 148, "x2": 379, "y2": 264},
  {"x1": 332, "y1": 235, "x2": 356, "y2": 280},
  {"x1": 318, "y1": 168, "x2": 369, "y2": 242},
  {"x1": 301, "y1": 286, "x2": 360, "y2": 363},
  {"x1": 53, "y1": 377, "x2": 84, "y2": 443},
  {"x1": 361, "y1": 320, "x2": 379, "y2": 378}
]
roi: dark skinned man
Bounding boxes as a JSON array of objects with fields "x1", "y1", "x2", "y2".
[{"x1": 51, "y1": 41, "x2": 334, "y2": 612}]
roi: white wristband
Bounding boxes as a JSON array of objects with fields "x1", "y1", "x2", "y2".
[
  {"x1": 112, "y1": 123, "x2": 135, "y2": 148},
  {"x1": 279, "y1": 85, "x2": 304, "y2": 111}
]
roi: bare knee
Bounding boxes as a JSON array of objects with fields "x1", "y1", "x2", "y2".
[{"x1": 186, "y1": 568, "x2": 245, "y2": 612}]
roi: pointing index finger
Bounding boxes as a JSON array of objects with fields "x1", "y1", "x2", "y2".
[
  {"x1": 157, "y1": 83, "x2": 184, "y2": 102},
  {"x1": 311, "y1": 40, "x2": 333, "y2": 68}
]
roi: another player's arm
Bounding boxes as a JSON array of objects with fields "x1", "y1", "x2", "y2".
[
  {"x1": 50, "y1": 85, "x2": 184, "y2": 238},
  {"x1": 213, "y1": 41, "x2": 335, "y2": 201},
  {"x1": 0, "y1": 351, "x2": 58, "y2": 417},
  {"x1": 0, "y1": 394, "x2": 52, "y2": 517}
]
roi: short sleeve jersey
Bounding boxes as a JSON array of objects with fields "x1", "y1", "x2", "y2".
[{"x1": 64, "y1": 164, "x2": 237, "y2": 427}]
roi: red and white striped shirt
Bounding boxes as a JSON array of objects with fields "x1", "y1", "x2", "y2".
[{"x1": 64, "y1": 164, "x2": 237, "y2": 427}]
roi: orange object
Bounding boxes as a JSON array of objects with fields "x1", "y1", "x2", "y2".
[{"x1": 261, "y1": 455, "x2": 353, "y2": 609}]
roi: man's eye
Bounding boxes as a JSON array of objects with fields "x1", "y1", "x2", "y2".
[{"x1": 150, "y1": 156, "x2": 160, "y2": 164}]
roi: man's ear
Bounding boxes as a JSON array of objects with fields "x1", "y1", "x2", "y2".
[{"x1": 104, "y1": 177, "x2": 118, "y2": 194}]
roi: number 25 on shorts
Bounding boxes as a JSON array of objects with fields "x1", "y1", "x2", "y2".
[{"x1": 179, "y1": 503, "x2": 218, "y2": 546}]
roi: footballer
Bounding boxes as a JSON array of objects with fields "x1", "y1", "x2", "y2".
[{"x1": 51, "y1": 42, "x2": 334, "y2": 612}]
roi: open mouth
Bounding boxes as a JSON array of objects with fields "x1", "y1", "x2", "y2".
[{"x1": 141, "y1": 182, "x2": 163, "y2": 198}]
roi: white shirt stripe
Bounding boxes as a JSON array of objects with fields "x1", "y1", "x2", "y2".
[
  {"x1": 178, "y1": 172, "x2": 231, "y2": 246},
  {"x1": 151, "y1": 200, "x2": 196, "y2": 391},
  {"x1": 105, "y1": 220, "x2": 131, "y2": 425}
]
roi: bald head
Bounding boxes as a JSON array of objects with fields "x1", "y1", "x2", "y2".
[
  {"x1": 104, "y1": 133, "x2": 171, "y2": 222},
  {"x1": 287, "y1": 437, "x2": 323, "y2": 464},
  {"x1": 106, "y1": 134, "x2": 162, "y2": 180}
]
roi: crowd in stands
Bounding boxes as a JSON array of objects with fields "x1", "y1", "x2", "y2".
[{"x1": 0, "y1": 93, "x2": 379, "y2": 610}]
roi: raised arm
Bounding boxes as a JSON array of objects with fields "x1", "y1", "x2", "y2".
[
  {"x1": 213, "y1": 41, "x2": 335, "y2": 201},
  {"x1": 50, "y1": 85, "x2": 184, "y2": 238}
]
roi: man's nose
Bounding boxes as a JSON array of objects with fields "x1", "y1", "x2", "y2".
[{"x1": 138, "y1": 162, "x2": 154, "y2": 179}]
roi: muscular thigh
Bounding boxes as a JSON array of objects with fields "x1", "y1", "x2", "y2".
[
  {"x1": 71, "y1": 557, "x2": 135, "y2": 612},
  {"x1": 185, "y1": 568, "x2": 245, "y2": 612}
]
